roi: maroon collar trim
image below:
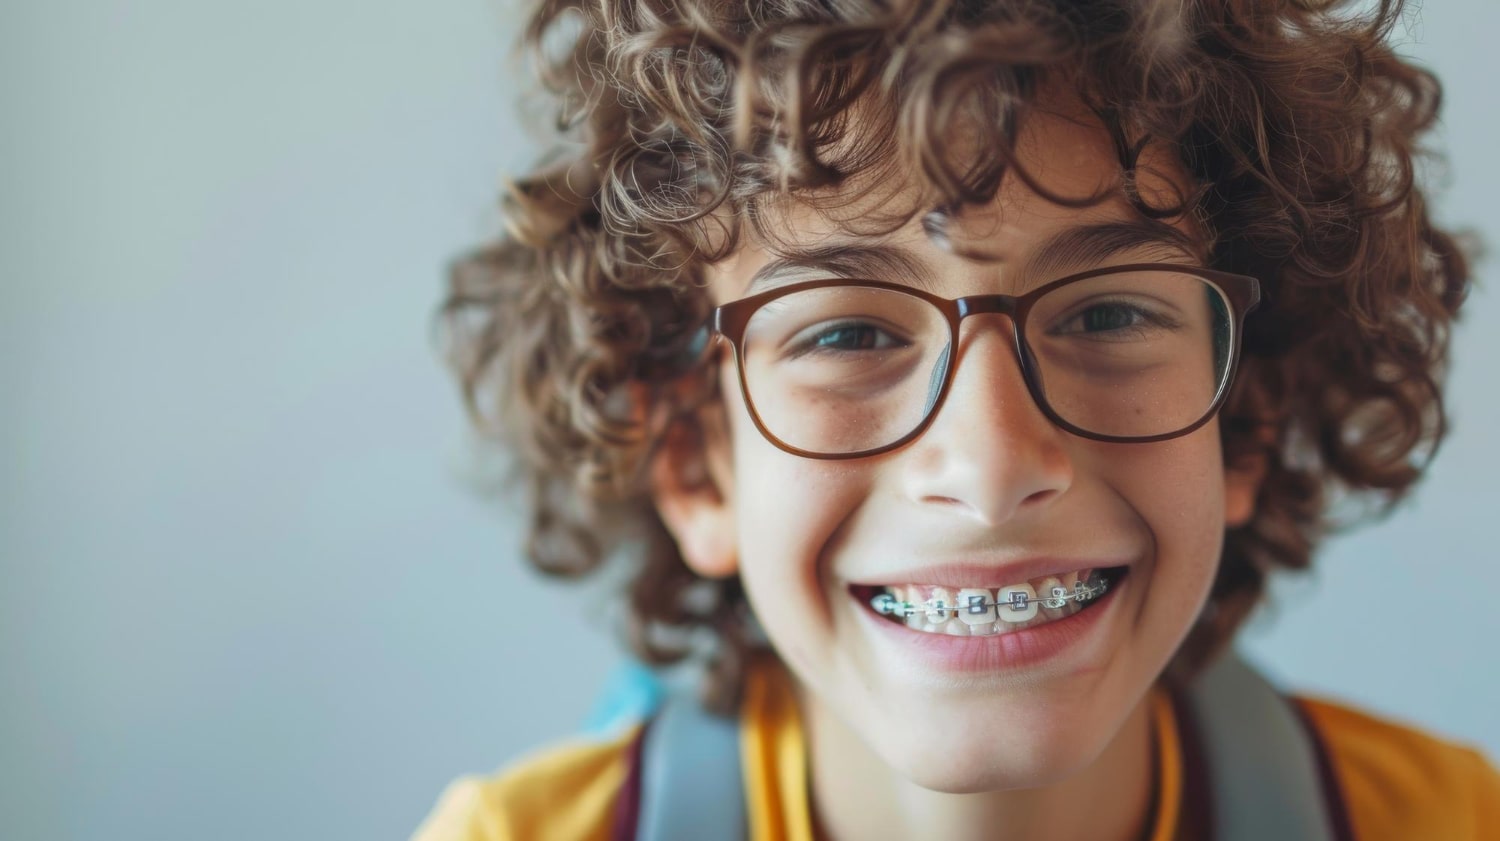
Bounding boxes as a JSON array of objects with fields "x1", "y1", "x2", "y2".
[{"x1": 1286, "y1": 698, "x2": 1359, "y2": 841}]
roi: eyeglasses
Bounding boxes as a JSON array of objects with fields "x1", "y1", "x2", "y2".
[{"x1": 694, "y1": 263, "x2": 1260, "y2": 459}]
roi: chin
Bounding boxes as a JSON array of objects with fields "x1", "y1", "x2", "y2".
[
  {"x1": 898, "y1": 747, "x2": 1093, "y2": 794},
  {"x1": 876, "y1": 717, "x2": 1104, "y2": 794}
]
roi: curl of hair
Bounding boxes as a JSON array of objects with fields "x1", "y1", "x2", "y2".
[{"x1": 438, "y1": 0, "x2": 1470, "y2": 713}]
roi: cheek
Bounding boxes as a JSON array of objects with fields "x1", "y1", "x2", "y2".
[
  {"x1": 722, "y1": 382, "x2": 875, "y2": 660},
  {"x1": 1095, "y1": 429, "x2": 1228, "y2": 600},
  {"x1": 729, "y1": 410, "x2": 868, "y2": 577},
  {"x1": 721, "y1": 366, "x2": 871, "y2": 550}
]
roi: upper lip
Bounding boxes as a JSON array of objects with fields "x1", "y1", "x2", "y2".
[{"x1": 842, "y1": 557, "x2": 1131, "y2": 590}]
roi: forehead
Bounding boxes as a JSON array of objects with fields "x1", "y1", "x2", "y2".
[{"x1": 707, "y1": 95, "x2": 1202, "y2": 302}]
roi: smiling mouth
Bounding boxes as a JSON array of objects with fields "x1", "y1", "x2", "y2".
[{"x1": 850, "y1": 566, "x2": 1129, "y2": 637}]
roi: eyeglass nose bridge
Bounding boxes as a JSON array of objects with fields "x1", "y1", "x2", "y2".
[
  {"x1": 947, "y1": 294, "x2": 1032, "y2": 357},
  {"x1": 927, "y1": 293, "x2": 1038, "y2": 425},
  {"x1": 952, "y1": 293, "x2": 1021, "y2": 320}
]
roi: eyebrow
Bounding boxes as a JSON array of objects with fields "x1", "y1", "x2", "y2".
[
  {"x1": 1021, "y1": 219, "x2": 1202, "y2": 283},
  {"x1": 742, "y1": 243, "x2": 937, "y2": 295},
  {"x1": 740, "y1": 219, "x2": 1201, "y2": 296}
]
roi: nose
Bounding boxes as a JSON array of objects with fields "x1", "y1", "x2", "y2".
[{"x1": 899, "y1": 314, "x2": 1075, "y2": 526}]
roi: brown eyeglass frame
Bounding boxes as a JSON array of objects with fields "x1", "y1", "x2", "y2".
[{"x1": 701, "y1": 262, "x2": 1262, "y2": 460}]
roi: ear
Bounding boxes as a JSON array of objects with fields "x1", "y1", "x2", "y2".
[
  {"x1": 649, "y1": 398, "x2": 739, "y2": 579},
  {"x1": 1223, "y1": 447, "x2": 1268, "y2": 529}
]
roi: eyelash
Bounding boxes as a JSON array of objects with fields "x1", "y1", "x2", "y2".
[
  {"x1": 783, "y1": 323, "x2": 912, "y2": 360},
  {"x1": 1049, "y1": 300, "x2": 1180, "y2": 339},
  {"x1": 808, "y1": 323, "x2": 907, "y2": 352}
]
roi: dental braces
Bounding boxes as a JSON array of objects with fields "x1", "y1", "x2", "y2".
[{"x1": 870, "y1": 573, "x2": 1111, "y2": 619}]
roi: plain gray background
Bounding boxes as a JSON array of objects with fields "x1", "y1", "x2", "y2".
[{"x1": 3, "y1": 1, "x2": 1496, "y2": 838}]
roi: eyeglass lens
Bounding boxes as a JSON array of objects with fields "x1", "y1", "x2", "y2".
[{"x1": 738, "y1": 269, "x2": 1233, "y2": 455}]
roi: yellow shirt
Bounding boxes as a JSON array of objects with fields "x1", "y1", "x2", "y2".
[{"x1": 412, "y1": 659, "x2": 1500, "y2": 841}]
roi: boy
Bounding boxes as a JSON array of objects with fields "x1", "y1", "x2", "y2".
[{"x1": 417, "y1": 0, "x2": 1500, "y2": 838}]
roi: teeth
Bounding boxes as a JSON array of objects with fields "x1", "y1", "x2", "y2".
[
  {"x1": 872, "y1": 569, "x2": 1116, "y2": 637},
  {"x1": 1074, "y1": 577, "x2": 1095, "y2": 601},
  {"x1": 903, "y1": 586, "x2": 924, "y2": 629},
  {"x1": 925, "y1": 587, "x2": 956, "y2": 624},
  {"x1": 996, "y1": 583, "x2": 1039, "y2": 623},
  {"x1": 888, "y1": 587, "x2": 912, "y2": 626},
  {"x1": 1037, "y1": 576, "x2": 1067, "y2": 613},
  {"x1": 957, "y1": 588, "x2": 996, "y2": 626}
]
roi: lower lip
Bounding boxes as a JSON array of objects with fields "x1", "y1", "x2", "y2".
[{"x1": 852, "y1": 575, "x2": 1126, "y2": 674}]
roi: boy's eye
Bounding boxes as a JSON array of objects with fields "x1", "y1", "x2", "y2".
[
  {"x1": 1048, "y1": 299, "x2": 1179, "y2": 340},
  {"x1": 810, "y1": 322, "x2": 902, "y2": 351},
  {"x1": 1077, "y1": 304, "x2": 1141, "y2": 332},
  {"x1": 791, "y1": 320, "x2": 909, "y2": 356}
]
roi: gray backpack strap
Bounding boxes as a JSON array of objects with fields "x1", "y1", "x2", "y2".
[
  {"x1": 1188, "y1": 651, "x2": 1349, "y2": 841},
  {"x1": 635, "y1": 691, "x2": 747, "y2": 841}
]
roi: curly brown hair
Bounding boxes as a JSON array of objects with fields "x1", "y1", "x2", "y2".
[{"x1": 439, "y1": 0, "x2": 1470, "y2": 713}]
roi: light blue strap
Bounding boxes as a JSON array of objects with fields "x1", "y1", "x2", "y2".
[
  {"x1": 637, "y1": 692, "x2": 747, "y2": 841},
  {"x1": 1190, "y1": 651, "x2": 1337, "y2": 841},
  {"x1": 582, "y1": 659, "x2": 666, "y2": 737}
]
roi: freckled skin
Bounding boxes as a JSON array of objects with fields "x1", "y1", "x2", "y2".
[{"x1": 656, "y1": 94, "x2": 1264, "y2": 839}]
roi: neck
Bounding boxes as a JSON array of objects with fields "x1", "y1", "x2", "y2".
[{"x1": 795, "y1": 683, "x2": 1159, "y2": 841}]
